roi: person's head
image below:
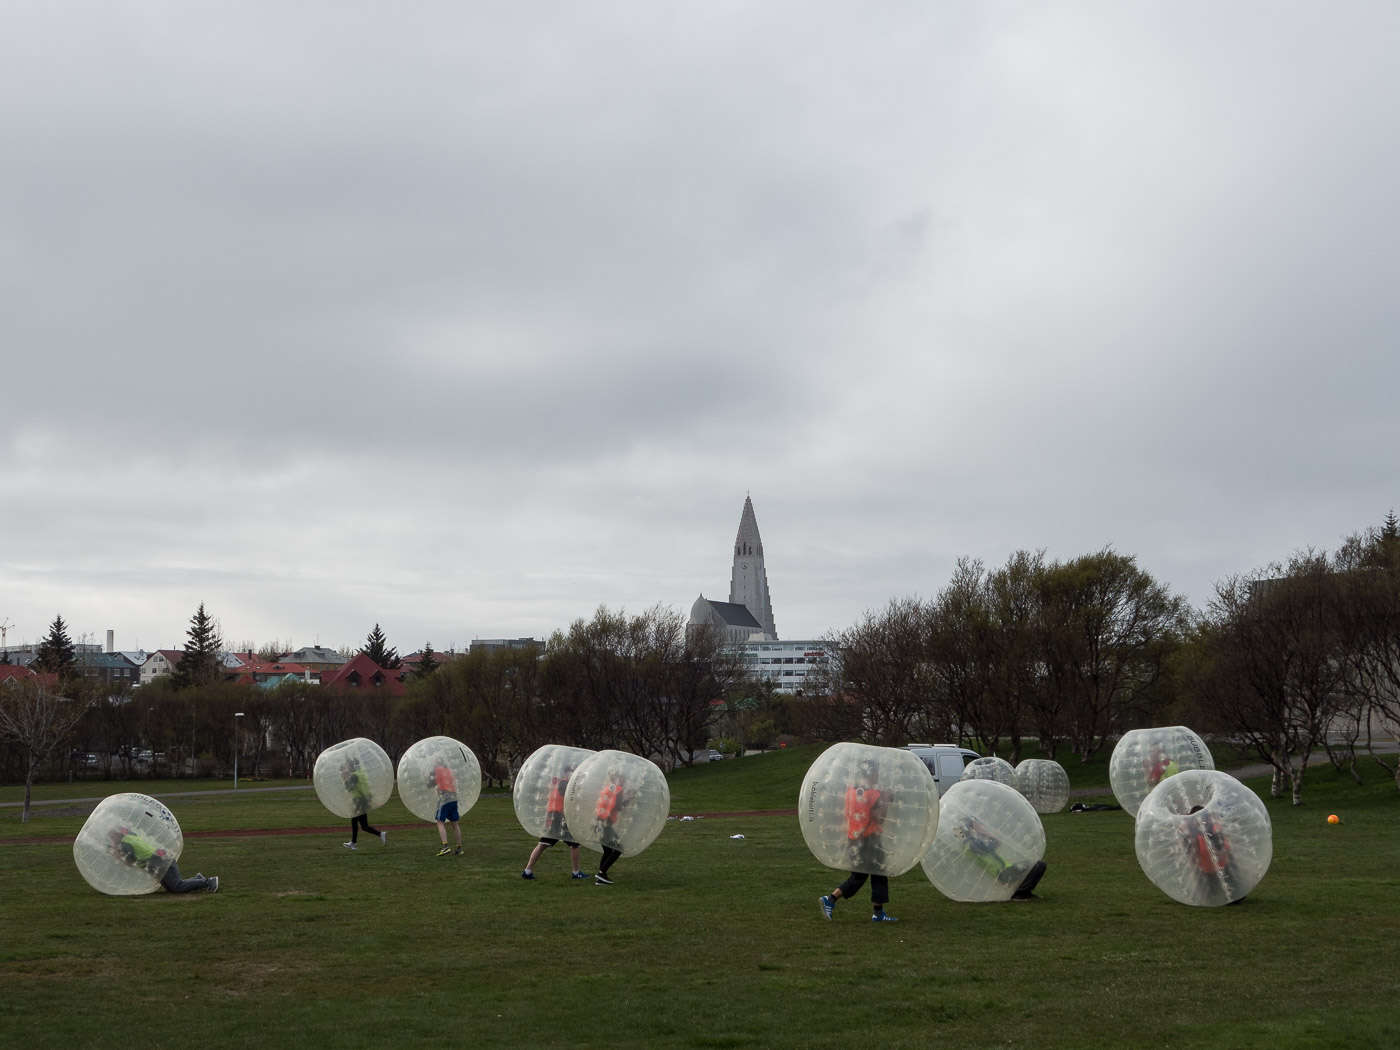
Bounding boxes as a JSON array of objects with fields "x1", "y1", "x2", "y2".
[{"x1": 857, "y1": 756, "x2": 879, "y2": 784}]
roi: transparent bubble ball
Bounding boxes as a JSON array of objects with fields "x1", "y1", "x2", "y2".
[
  {"x1": 73, "y1": 793, "x2": 183, "y2": 896},
  {"x1": 396, "y1": 736, "x2": 481, "y2": 823},
  {"x1": 1135, "y1": 769, "x2": 1272, "y2": 907},
  {"x1": 798, "y1": 742, "x2": 939, "y2": 877},
  {"x1": 1015, "y1": 759, "x2": 1070, "y2": 814},
  {"x1": 514, "y1": 744, "x2": 596, "y2": 841},
  {"x1": 313, "y1": 737, "x2": 395, "y2": 819},
  {"x1": 562, "y1": 750, "x2": 670, "y2": 857},
  {"x1": 1109, "y1": 726, "x2": 1215, "y2": 817},
  {"x1": 961, "y1": 756, "x2": 1016, "y2": 786},
  {"x1": 922, "y1": 780, "x2": 1046, "y2": 902}
]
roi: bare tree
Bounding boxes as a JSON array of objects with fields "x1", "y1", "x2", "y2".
[{"x1": 0, "y1": 680, "x2": 89, "y2": 821}]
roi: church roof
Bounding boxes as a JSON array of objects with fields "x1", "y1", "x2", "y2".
[{"x1": 701, "y1": 599, "x2": 764, "y2": 629}]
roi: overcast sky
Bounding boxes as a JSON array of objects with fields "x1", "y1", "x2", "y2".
[{"x1": 3, "y1": 3, "x2": 1398, "y2": 655}]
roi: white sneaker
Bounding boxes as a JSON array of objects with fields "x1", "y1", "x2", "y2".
[
  {"x1": 343, "y1": 842, "x2": 356, "y2": 850},
  {"x1": 380, "y1": 831, "x2": 388, "y2": 846}
]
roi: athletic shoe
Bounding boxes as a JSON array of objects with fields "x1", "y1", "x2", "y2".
[
  {"x1": 595, "y1": 873, "x2": 614, "y2": 885},
  {"x1": 342, "y1": 842, "x2": 356, "y2": 850},
  {"x1": 871, "y1": 912, "x2": 898, "y2": 922},
  {"x1": 571, "y1": 871, "x2": 590, "y2": 879},
  {"x1": 380, "y1": 831, "x2": 388, "y2": 846},
  {"x1": 454, "y1": 848, "x2": 463, "y2": 855},
  {"x1": 818, "y1": 895, "x2": 834, "y2": 921},
  {"x1": 521, "y1": 870, "x2": 535, "y2": 880},
  {"x1": 206, "y1": 876, "x2": 219, "y2": 894},
  {"x1": 437, "y1": 845, "x2": 453, "y2": 857}
]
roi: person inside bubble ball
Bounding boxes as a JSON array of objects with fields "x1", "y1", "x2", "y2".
[
  {"x1": 818, "y1": 756, "x2": 898, "y2": 922},
  {"x1": 522, "y1": 763, "x2": 587, "y2": 881},
  {"x1": 951, "y1": 814, "x2": 1047, "y2": 901},
  {"x1": 592, "y1": 769, "x2": 628, "y2": 885},
  {"x1": 1145, "y1": 744, "x2": 1181, "y2": 788},
  {"x1": 430, "y1": 757, "x2": 463, "y2": 857},
  {"x1": 1183, "y1": 805, "x2": 1241, "y2": 904},
  {"x1": 341, "y1": 757, "x2": 386, "y2": 851},
  {"x1": 108, "y1": 826, "x2": 219, "y2": 894}
]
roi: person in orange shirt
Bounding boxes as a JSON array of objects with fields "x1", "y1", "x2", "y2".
[
  {"x1": 521, "y1": 762, "x2": 588, "y2": 880},
  {"x1": 431, "y1": 759, "x2": 463, "y2": 857},
  {"x1": 819, "y1": 757, "x2": 897, "y2": 922},
  {"x1": 592, "y1": 769, "x2": 627, "y2": 885}
]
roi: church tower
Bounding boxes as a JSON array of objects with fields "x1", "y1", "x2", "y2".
[{"x1": 729, "y1": 496, "x2": 777, "y2": 640}]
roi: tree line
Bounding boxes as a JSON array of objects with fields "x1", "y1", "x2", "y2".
[
  {"x1": 0, "y1": 605, "x2": 759, "y2": 803},
  {"x1": 6, "y1": 516, "x2": 1399, "y2": 808}
]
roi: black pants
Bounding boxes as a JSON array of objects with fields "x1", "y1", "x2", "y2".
[
  {"x1": 599, "y1": 847, "x2": 622, "y2": 875},
  {"x1": 350, "y1": 813, "x2": 381, "y2": 843},
  {"x1": 837, "y1": 871, "x2": 889, "y2": 905}
]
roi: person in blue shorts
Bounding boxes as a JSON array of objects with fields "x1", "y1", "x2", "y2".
[{"x1": 431, "y1": 759, "x2": 464, "y2": 857}]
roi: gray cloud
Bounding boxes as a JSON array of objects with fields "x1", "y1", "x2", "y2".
[{"x1": 3, "y1": 3, "x2": 1398, "y2": 652}]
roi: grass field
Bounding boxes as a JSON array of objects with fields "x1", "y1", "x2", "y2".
[{"x1": 2, "y1": 745, "x2": 1397, "y2": 1050}]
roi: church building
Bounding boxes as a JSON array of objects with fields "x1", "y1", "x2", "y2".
[{"x1": 689, "y1": 496, "x2": 779, "y2": 643}]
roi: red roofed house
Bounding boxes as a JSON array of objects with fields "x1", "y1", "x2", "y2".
[
  {"x1": 233, "y1": 662, "x2": 315, "y2": 686},
  {"x1": 319, "y1": 653, "x2": 409, "y2": 697}
]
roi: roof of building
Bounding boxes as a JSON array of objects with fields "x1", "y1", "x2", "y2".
[
  {"x1": 320, "y1": 652, "x2": 408, "y2": 695},
  {"x1": 241, "y1": 662, "x2": 309, "y2": 676},
  {"x1": 697, "y1": 598, "x2": 764, "y2": 630},
  {"x1": 285, "y1": 646, "x2": 348, "y2": 664},
  {"x1": 81, "y1": 653, "x2": 141, "y2": 669}
]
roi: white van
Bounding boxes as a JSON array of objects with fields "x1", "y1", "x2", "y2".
[{"x1": 902, "y1": 744, "x2": 982, "y2": 790}]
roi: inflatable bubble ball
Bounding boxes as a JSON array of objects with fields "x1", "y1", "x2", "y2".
[
  {"x1": 314, "y1": 738, "x2": 395, "y2": 819},
  {"x1": 396, "y1": 736, "x2": 482, "y2": 824},
  {"x1": 514, "y1": 744, "x2": 597, "y2": 841},
  {"x1": 960, "y1": 756, "x2": 1016, "y2": 786},
  {"x1": 1015, "y1": 759, "x2": 1070, "y2": 814},
  {"x1": 922, "y1": 779, "x2": 1046, "y2": 902},
  {"x1": 1135, "y1": 769, "x2": 1272, "y2": 907},
  {"x1": 73, "y1": 793, "x2": 183, "y2": 896},
  {"x1": 562, "y1": 750, "x2": 670, "y2": 857},
  {"x1": 1109, "y1": 726, "x2": 1215, "y2": 817},
  {"x1": 798, "y1": 742, "x2": 940, "y2": 878}
]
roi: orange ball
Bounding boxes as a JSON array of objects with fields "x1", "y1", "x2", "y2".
[{"x1": 1327, "y1": 814, "x2": 1340, "y2": 824}]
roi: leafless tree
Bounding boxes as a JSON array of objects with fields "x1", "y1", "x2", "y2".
[{"x1": 0, "y1": 680, "x2": 89, "y2": 821}]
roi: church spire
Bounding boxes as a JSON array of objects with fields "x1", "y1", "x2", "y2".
[{"x1": 730, "y1": 496, "x2": 777, "y2": 639}]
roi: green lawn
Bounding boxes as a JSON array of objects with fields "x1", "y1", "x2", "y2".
[{"x1": 2, "y1": 746, "x2": 1397, "y2": 1049}]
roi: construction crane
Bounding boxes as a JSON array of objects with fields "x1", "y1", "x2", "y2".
[{"x1": 0, "y1": 619, "x2": 12, "y2": 649}]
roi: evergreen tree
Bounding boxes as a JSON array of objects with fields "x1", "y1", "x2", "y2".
[
  {"x1": 171, "y1": 603, "x2": 225, "y2": 690},
  {"x1": 361, "y1": 624, "x2": 400, "y2": 669},
  {"x1": 413, "y1": 642, "x2": 438, "y2": 679},
  {"x1": 32, "y1": 615, "x2": 76, "y2": 678}
]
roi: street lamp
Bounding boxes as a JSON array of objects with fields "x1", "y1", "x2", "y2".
[{"x1": 234, "y1": 712, "x2": 244, "y2": 789}]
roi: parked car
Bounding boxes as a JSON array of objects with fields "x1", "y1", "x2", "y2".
[
  {"x1": 707, "y1": 749, "x2": 724, "y2": 762},
  {"x1": 902, "y1": 744, "x2": 981, "y2": 790}
]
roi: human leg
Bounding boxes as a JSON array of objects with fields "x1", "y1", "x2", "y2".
[
  {"x1": 596, "y1": 847, "x2": 622, "y2": 882},
  {"x1": 525, "y1": 840, "x2": 551, "y2": 873},
  {"x1": 159, "y1": 861, "x2": 210, "y2": 894},
  {"x1": 1012, "y1": 860, "x2": 1047, "y2": 900}
]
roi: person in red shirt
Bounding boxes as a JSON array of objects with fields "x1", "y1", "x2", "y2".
[
  {"x1": 592, "y1": 770, "x2": 627, "y2": 885},
  {"x1": 819, "y1": 757, "x2": 897, "y2": 922},
  {"x1": 521, "y1": 763, "x2": 588, "y2": 881}
]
